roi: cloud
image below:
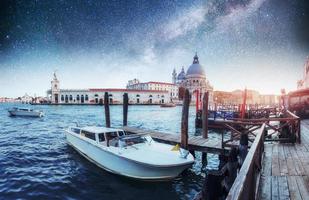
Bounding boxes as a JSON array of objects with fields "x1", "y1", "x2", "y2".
[
  {"x1": 159, "y1": 6, "x2": 208, "y2": 41},
  {"x1": 215, "y1": 0, "x2": 267, "y2": 32}
]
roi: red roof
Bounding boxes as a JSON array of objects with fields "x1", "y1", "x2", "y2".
[{"x1": 89, "y1": 88, "x2": 168, "y2": 93}]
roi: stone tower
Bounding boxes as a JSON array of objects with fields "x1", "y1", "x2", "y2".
[
  {"x1": 51, "y1": 72, "x2": 60, "y2": 103},
  {"x1": 172, "y1": 68, "x2": 177, "y2": 84}
]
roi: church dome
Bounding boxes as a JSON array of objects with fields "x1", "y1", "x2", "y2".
[
  {"x1": 186, "y1": 53, "x2": 205, "y2": 78},
  {"x1": 177, "y1": 66, "x2": 186, "y2": 80}
]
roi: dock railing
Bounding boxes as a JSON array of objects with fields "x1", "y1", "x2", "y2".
[{"x1": 226, "y1": 124, "x2": 266, "y2": 200}]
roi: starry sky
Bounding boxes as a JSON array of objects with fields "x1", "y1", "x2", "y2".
[{"x1": 0, "y1": 0, "x2": 309, "y2": 97}]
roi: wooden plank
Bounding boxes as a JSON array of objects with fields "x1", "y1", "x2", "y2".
[
  {"x1": 279, "y1": 145, "x2": 289, "y2": 176},
  {"x1": 272, "y1": 144, "x2": 280, "y2": 176},
  {"x1": 278, "y1": 176, "x2": 290, "y2": 200},
  {"x1": 259, "y1": 176, "x2": 272, "y2": 200},
  {"x1": 287, "y1": 176, "x2": 302, "y2": 200},
  {"x1": 289, "y1": 146, "x2": 306, "y2": 176},
  {"x1": 284, "y1": 145, "x2": 298, "y2": 176},
  {"x1": 272, "y1": 176, "x2": 279, "y2": 200},
  {"x1": 295, "y1": 176, "x2": 309, "y2": 200}
]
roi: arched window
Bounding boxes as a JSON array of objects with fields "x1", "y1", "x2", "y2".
[
  {"x1": 76, "y1": 95, "x2": 80, "y2": 101},
  {"x1": 136, "y1": 94, "x2": 140, "y2": 97},
  {"x1": 161, "y1": 95, "x2": 164, "y2": 98},
  {"x1": 69, "y1": 95, "x2": 73, "y2": 101},
  {"x1": 61, "y1": 95, "x2": 64, "y2": 101},
  {"x1": 65, "y1": 95, "x2": 68, "y2": 103},
  {"x1": 149, "y1": 95, "x2": 153, "y2": 98},
  {"x1": 85, "y1": 95, "x2": 89, "y2": 101},
  {"x1": 94, "y1": 94, "x2": 99, "y2": 97}
]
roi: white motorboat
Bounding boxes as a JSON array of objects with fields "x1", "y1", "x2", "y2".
[
  {"x1": 65, "y1": 126, "x2": 194, "y2": 180},
  {"x1": 8, "y1": 107, "x2": 44, "y2": 117}
]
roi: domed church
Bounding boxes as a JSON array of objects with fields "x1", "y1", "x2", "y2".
[{"x1": 172, "y1": 53, "x2": 214, "y2": 105}]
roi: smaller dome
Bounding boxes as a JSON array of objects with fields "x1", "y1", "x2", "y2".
[
  {"x1": 177, "y1": 66, "x2": 186, "y2": 80},
  {"x1": 186, "y1": 53, "x2": 205, "y2": 77}
]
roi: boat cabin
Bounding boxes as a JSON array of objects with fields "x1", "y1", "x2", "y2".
[{"x1": 69, "y1": 126, "x2": 150, "y2": 147}]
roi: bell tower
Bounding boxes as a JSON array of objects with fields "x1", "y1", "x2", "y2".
[
  {"x1": 172, "y1": 68, "x2": 177, "y2": 84},
  {"x1": 51, "y1": 71, "x2": 60, "y2": 103}
]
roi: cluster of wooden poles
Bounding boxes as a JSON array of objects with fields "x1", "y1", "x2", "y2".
[{"x1": 103, "y1": 89, "x2": 210, "y2": 150}]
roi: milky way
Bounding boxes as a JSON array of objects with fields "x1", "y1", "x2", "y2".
[{"x1": 0, "y1": 0, "x2": 309, "y2": 97}]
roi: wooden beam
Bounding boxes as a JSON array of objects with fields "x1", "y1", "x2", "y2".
[
  {"x1": 202, "y1": 91, "x2": 209, "y2": 139},
  {"x1": 104, "y1": 92, "x2": 110, "y2": 128},
  {"x1": 123, "y1": 93, "x2": 128, "y2": 126},
  {"x1": 181, "y1": 89, "x2": 190, "y2": 149}
]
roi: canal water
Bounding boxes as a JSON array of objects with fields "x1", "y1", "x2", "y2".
[{"x1": 0, "y1": 103, "x2": 223, "y2": 200}]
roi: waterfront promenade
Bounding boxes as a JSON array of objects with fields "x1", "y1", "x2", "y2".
[{"x1": 258, "y1": 120, "x2": 309, "y2": 200}]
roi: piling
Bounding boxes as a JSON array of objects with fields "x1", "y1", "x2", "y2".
[
  {"x1": 104, "y1": 92, "x2": 111, "y2": 128},
  {"x1": 202, "y1": 92, "x2": 209, "y2": 139},
  {"x1": 181, "y1": 89, "x2": 190, "y2": 149},
  {"x1": 123, "y1": 93, "x2": 128, "y2": 126}
]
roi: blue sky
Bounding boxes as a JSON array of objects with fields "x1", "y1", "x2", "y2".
[{"x1": 0, "y1": 0, "x2": 308, "y2": 97}]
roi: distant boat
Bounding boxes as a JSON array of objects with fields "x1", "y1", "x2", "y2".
[
  {"x1": 8, "y1": 107, "x2": 44, "y2": 117},
  {"x1": 160, "y1": 103, "x2": 176, "y2": 108},
  {"x1": 65, "y1": 126, "x2": 194, "y2": 180}
]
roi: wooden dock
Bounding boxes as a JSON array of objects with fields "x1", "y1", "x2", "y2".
[
  {"x1": 258, "y1": 120, "x2": 309, "y2": 200},
  {"x1": 122, "y1": 126, "x2": 229, "y2": 154}
]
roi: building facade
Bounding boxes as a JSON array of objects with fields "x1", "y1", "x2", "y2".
[
  {"x1": 173, "y1": 53, "x2": 214, "y2": 106},
  {"x1": 297, "y1": 57, "x2": 309, "y2": 89},
  {"x1": 126, "y1": 79, "x2": 178, "y2": 100},
  {"x1": 48, "y1": 74, "x2": 169, "y2": 105}
]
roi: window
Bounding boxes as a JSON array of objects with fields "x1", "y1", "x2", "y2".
[
  {"x1": 118, "y1": 131, "x2": 126, "y2": 136},
  {"x1": 98, "y1": 133, "x2": 105, "y2": 142},
  {"x1": 85, "y1": 95, "x2": 89, "y2": 101},
  {"x1": 149, "y1": 95, "x2": 153, "y2": 98},
  {"x1": 136, "y1": 94, "x2": 140, "y2": 97},
  {"x1": 76, "y1": 95, "x2": 80, "y2": 101},
  {"x1": 69, "y1": 95, "x2": 73, "y2": 101},
  {"x1": 81, "y1": 130, "x2": 96, "y2": 141},
  {"x1": 61, "y1": 95, "x2": 64, "y2": 101}
]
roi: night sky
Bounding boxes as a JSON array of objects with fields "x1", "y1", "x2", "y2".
[{"x1": 0, "y1": 0, "x2": 309, "y2": 97}]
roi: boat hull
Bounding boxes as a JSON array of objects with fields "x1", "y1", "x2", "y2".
[
  {"x1": 65, "y1": 132, "x2": 192, "y2": 180},
  {"x1": 8, "y1": 110, "x2": 43, "y2": 117}
]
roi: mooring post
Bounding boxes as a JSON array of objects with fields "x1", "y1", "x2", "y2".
[
  {"x1": 181, "y1": 89, "x2": 190, "y2": 149},
  {"x1": 202, "y1": 91, "x2": 209, "y2": 139},
  {"x1": 123, "y1": 93, "x2": 128, "y2": 126},
  {"x1": 104, "y1": 92, "x2": 111, "y2": 128}
]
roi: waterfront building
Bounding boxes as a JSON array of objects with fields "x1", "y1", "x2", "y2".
[
  {"x1": 173, "y1": 53, "x2": 214, "y2": 106},
  {"x1": 48, "y1": 73, "x2": 169, "y2": 105},
  {"x1": 297, "y1": 57, "x2": 309, "y2": 89},
  {"x1": 214, "y1": 90, "x2": 279, "y2": 106},
  {"x1": 126, "y1": 79, "x2": 178, "y2": 100}
]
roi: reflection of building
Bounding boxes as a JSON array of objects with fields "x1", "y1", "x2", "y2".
[
  {"x1": 173, "y1": 53, "x2": 214, "y2": 105},
  {"x1": 126, "y1": 79, "x2": 178, "y2": 100},
  {"x1": 48, "y1": 73, "x2": 169, "y2": 105}
]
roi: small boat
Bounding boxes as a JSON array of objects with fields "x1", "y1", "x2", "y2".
[
  {"x1": 8, "y1": 107, "x2": 44, "y2": 117},
  {"x1": 160, "y1": 103, "x2": 176, "y2": 108},
  {"x1": 65, "y1": 126, "x2": 194, "y2": 180}
]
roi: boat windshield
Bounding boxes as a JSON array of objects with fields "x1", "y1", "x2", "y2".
[{"x1": 119, "y1": 135, "x2": 147, "y2": 147}]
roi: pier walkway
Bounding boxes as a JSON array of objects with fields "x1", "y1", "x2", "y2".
[
  {"x1": 258, "y1": 120, "x2": 309, "y2": 200},
  {"x1": 122, "y1": 126, "x2": 227, "y2": 154}
]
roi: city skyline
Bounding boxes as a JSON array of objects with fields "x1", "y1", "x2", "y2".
[{"x1": 1, "y1": 0, "x2": 309, "y2": 97}]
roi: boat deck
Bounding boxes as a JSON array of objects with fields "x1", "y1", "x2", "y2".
[
  {"x1": 258, "y1": 120, "x2": 309, "y2": 200},
  {"x1": 122, "y1": 126, "x2": 228, "y2": 154}
]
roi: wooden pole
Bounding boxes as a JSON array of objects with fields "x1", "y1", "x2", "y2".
[
  {"x1": 104, "y1": 92, "x2": 110, "y2": 128},
  {"x1": 123, "y1": 93, "x2": 128, "y2": 126},
  {"x1": 202, "y1": 91, "x2": 209, "y2": 139},
  {"x1": 181, "y1": 89, "x2": 190, "y2": 149},
  {"x1": 241, "y1": 88, "x2": 247, "y2": 119}
]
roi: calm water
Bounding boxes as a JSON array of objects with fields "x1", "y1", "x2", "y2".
[{"x1": 0, "y1": 103, "x2": 222, "y2": 200}]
